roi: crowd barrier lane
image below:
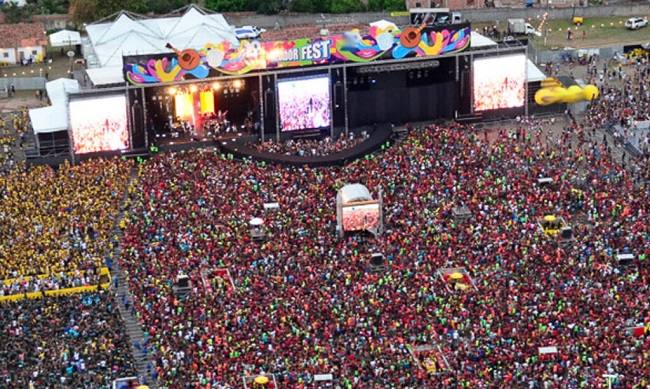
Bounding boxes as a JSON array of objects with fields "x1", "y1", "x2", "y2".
[
  {"x1": 1, "y1": 266, "x2": 111, "y2": 286},
  {"x1": 0, "y1": 283, "x2": 111, "y2": 303},
  {"x1": 0, "y1": 268, "x2": 111, "y2": 303}
]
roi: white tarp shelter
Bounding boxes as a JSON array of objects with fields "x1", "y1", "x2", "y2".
[
  {"x1": 49, "y1": 30, "x2": 82, "y2": 47},
  {"x1": 538, "y1": 346, "x2": 558, "y2": 355},
  {"x1": 84, "y1": 6, "x2": 239, "y2": 86},
  {"x1": 29, "y1": 105, "x2": 69, "y2": 134},
  {"x1": 85, "y1": 67, "x2": 126, "y2": 86},
  {"x1": 339, "y1": 184, "x2": 372, "y2": 204},
  {"x1": 470, "y1": 32, "x2": 497, "y2": 49},
  {"x1": 527, "y1": 59, "x2": 546, "y2": 83},
  {"x1": 45, "y1": 78, "x2": 80, "y2": 106},
  {"x1": 29, "y1": 78, "x2": 80, "y2": 134},
  {"x1": 370, "y1": 20, "x2": 398, "y2": 30}
]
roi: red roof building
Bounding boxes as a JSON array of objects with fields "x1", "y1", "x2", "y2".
[{"x1": 0, "y1": 22, "x2": 48, "y2": 65}]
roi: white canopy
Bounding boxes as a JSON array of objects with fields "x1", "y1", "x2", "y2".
[
  {"x1": 527, "y1": 59, "x2": 546, "y2": 83},
  {"x1": 84, "y1": 6, "x2": 239, "y2": 85},
  {"x1": 85, "y1": 67, "x2": 125, "y2": 86},
  {"x1": 49, "y1": 30, "x2": 82, "y2": 47},
  {"x1": 339, "y1": 184, "x2": 372, "y2": 204},
  {"x1": 370, "y1": 20, "x2": 398, "y2": 30},
  {"x1": 29, "y1": 105, "x2": 69, "y2": 133},
  {"x1": 249, "y1": 217, "x2": 264, "y2": 226},
  {"x1": 470, "y1": 32, "x2": 497, "y2": 49},
  {"x1": 45, "y1": 78, "x2": 80, "y2": 106}
]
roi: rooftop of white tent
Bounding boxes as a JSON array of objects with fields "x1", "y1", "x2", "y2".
[{"x1": 85, "y1": 5, "x2": 239, "y2": 69}]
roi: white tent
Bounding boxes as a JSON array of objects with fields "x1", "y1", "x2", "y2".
[
  {"x1": 470, "y1": 32, "x2": 497, "y2": 49},
  {"x1": 45, "y1": 78, "x2": 80, "y2": 106},
  {"x1": 85, "y1": 67, "x2": 125, "y2": 86},
  {"x1": 527, "y1": 59, "x2": 546, "y2": 83},
  {"x1": 84, "y1": 6, "x2": 239, "y2": 85},
  {"x1": 49, "y1": 30, "x2": 82, "y2": 47},
  {"x1": 29, "y1": 105, "x2": 69, "y2": 134},
  {"x1": 370, "y1": 20, "x2": 398, "y2": 31},
  {"x1": 339, "y1": 184, "x2": 372, "y2": 204}
]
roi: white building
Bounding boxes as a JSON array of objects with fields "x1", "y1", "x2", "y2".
[{"x1": 0, "y1": 22, "x2": 48, "y2": 65}]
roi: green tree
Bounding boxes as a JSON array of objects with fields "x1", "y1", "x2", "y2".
[
  {"x1": 329, "y1": 0, "x2": 365, "y2": 13},
  {"x1": 71, "y1": 0, "x2": 148, "y2": 24},
  {"x1": 204, "y1": 0, "x2": 247, "y2": 12},
  {"x1": 28, "y1": 0, "x2": 70, "y2": 14},
  {"x1": 145, "y1": 0, "x2": 192, "y2": 14},
  {"x1": 367, "y1": 0, "x2": 404, "y2": 11},
  {"x1": 1, "y1": 2, "x2": 33, "y2": 23}
]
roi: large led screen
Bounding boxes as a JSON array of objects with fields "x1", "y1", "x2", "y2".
[
  {"x1": 278, "y1": 76, "x2": 331, "y2": 131},
  {"x1": 342, "y1": 202, "x2": 380, "y2": 231},
  {"x1": 473, "y1": 55, "x2": 526, "y2": 112},
  {"x1": 70, "y1": 95, "x2": 129, "y2": 154}
]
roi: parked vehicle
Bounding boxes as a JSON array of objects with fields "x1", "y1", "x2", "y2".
[
  {"x1": 234, "y1": 26, "x2": 266, "y2": 40},
  {"x1": 625, "y1": 17, "x2": 648, "y2": 30},
  {"x1": 507, "y1": 19, "x2": 540, "y2": 36}
]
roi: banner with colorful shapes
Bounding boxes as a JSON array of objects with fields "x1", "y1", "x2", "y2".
[{"x1": 124, "y1": 23, "x2": 471, "y2": 85}]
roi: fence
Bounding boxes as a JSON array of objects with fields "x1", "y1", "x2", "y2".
[
  {"x1": 225, "y1": 3, "x2": 650, "y2": 28},
  {"x1": 0, "y1": 77, "x2": 47, "y2": 91}
]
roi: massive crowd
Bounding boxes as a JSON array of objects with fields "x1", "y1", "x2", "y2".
[
  {"x1": 0, "y1": 291, "x2": 136, "y2": 388},
  {"x1": 0, "y1": 157, "x2": 133, "y2": 281},
  {"x1": 118, "y1": 104, "x2": 650, "y2": 388},
  {"x1": 247, "y1": 134, "x2": 366, "y2": 157},
  {"x1": 0, "y1": 55, "x2": 647, "y2": 389}
]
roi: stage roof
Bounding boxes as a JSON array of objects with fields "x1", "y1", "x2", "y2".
[
  {"x1": 84, "y1": 6, "x2": 239, "y2": 85},
  {"x1": 470, "y1": 32, "x2": 497, "y2": 49},
  {"x1": 527, "y1": 59, "x2": 546, "y2": 82}
]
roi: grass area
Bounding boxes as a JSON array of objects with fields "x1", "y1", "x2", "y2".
[
  {"x1": 473, "y1": 14, "x2": 650, "y2": 50},
  {"x1": 0, "y1": 46, "x2": 81, "y2": 81}
]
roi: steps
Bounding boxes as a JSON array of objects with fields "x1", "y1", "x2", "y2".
[{"x1": 108, "y1": 168, "x2": 159, "y2": 388}]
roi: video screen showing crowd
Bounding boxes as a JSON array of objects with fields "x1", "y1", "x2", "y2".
[
  {"x1": 473, "y1": 54, "x2": 527, "y2": 112},
  {"x1": 278, "y1": 76, "x2": 331, "y2": 132},
  {"x1": 69, "y1": 95, "x2": 130, "y2": 154}
]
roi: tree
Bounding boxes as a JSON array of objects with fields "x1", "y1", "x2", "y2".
[
  {"x1": 367, "y1": 0, "x2": 404, "y2": 11},
  {"x1": 204, "y1": 0, "x2": 247, "y2": 12},
  {"x1": 1, "y1": 2, "x2": 33, "y2": 23},
  {"x1": 70, "y1": 0, "x2": 148, "y2": 25},
  {"x1": 329, "y1": 0, "x2": 365, "y2": 13},
  {"x1": 27, "y1": 0, "x2": 70, "y2": 14}
]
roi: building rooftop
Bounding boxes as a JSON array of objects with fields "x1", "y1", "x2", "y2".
[{"x1": 0, "y1": 22, "x2": 47, "y2": 49}]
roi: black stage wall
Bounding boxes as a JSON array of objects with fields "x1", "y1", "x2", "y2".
[{"x1": 346, "y1": 58, "x2": 460, "y2": 127}]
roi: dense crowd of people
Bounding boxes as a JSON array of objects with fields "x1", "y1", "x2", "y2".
[
  {"x1": 118, "y1": 106, "x2": 650, "y2": 388},
  {"x1": 0, "y1": 291, "x2": 136, "y2": 388},
  {"x1": 247, "y1": 134, "x2": 367, "y2": 157},
  {"x1": 0, "y1": 52, "x2": 647, "y2": 389},
  {"x1": 0, "y1": 158, "x2": 133, "y2": 281}
]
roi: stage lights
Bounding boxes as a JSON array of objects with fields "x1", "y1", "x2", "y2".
[
  {"x1": 233, "y1": 80, "x2": 242, "y2": 88},
  {"x1": 167, "y1": 87, "x2": 177, "y2": 95},
  {"x1": 189, "y1": 85, "x2": 198, "y2": 92},
  {"x1": 212, "y1": 82, "x2": 221, "y2": 90}
]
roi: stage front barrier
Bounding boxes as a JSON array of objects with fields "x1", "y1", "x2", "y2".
[{"x1": 0, "y1": 267, "x2": 111, "y2": 303}]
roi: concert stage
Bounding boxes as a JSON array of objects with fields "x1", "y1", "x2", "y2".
[
  {"x1": 26, "y1": 12, "x2": 538, "y2": 165},
  {"x1": 220, "y1": 123, "x2": 393, "y2": 167}
]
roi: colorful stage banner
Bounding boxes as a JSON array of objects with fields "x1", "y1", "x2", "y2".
[{"x1": 124, "y1": 23, "x2": 471, "y2": 85}]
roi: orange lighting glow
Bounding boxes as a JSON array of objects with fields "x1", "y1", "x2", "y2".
[
  {"x1": 233, "y1": 80, "x2": 242, "y2": 89},
  {"x1": 190, "y1": 84, "x2": 198, "y2": 93},
  {"x1": 175, "y1": 93, "x2": 194, "y2": 120},
  {"x1": 212, "y1": 82, "x2": 220, "y2": 90}
]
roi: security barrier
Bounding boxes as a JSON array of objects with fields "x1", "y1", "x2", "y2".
[{"x1": 0, "y1": 267, "x2": 111, "y2": 303}]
